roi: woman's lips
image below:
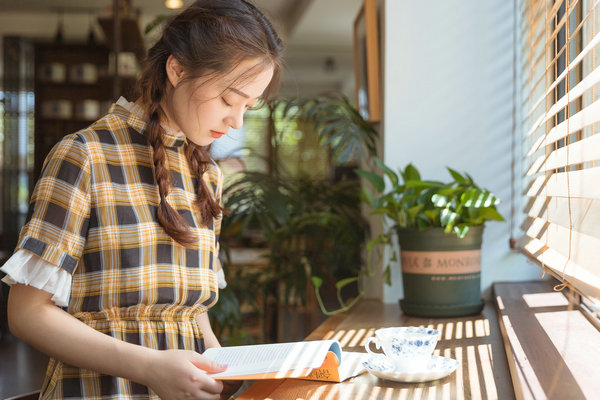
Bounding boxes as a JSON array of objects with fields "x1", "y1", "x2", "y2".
[{"x1": 210, "y1": 130, "x2": 225, "y2": 139}]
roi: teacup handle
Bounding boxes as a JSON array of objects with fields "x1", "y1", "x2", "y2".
[{"x1": 365, "y1": 337, "x2": 382, "y2": 356}]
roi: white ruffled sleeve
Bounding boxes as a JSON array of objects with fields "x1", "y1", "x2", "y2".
[
  {"x1": 216, "y1": 267, "x2": 227, "y2": 289},
  {"x1": 0, "y1": 249, "x2": 72, "y2": 307}
]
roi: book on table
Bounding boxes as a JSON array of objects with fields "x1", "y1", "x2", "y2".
[{"x1": 203, "y1": 339, "x2": 366, "y2": 383}]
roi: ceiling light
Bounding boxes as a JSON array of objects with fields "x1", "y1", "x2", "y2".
[{"x1": 165, "y1": 0, "x2": 184, "y2": 9}]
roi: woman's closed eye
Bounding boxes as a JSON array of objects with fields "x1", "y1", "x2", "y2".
[{"x1": 222, "y1": 97, "x2": 258, "y2": 111}]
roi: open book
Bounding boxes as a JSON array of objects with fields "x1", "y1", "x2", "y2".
[{"x1": 203, "y1": 339, "x2": 366, "y2": 382}]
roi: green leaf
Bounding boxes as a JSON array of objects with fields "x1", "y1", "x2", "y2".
[
  {"x1": 431, "y1": 194, "x2": 448, "y2": 207},
  {"x1": 436, "y1": 187, "x2": 458, "y2": 197},
  {"x1": 454, "y1": 224, "x2": 470, "y2": 238},
  {"x1": 447, "y1": 167, "x2": 466, "y2": 184},
  {"x1": 440, "y1": 208, "x2": 459, "y2": 227},
  {"x1": 382, "y1": 265, "x2": 391, "y2": 285},
  {"x1": 360, "y1": 186, "x2": 375, "y2": 207},
  {"x1": 423, "y1": 209, "x2": 439, "y2": 222},
  {"x1": 367, "y1": 234, "x2": 390, "y2": 252},
  {"x1": 403, "y1": 164, "x2": 421, "y2": 181},
  {"x1": 355, "y1": 169, "x2": 385, "y2": 192},
  {"x1": 404, "y1": 180, "x2": 440, "y2": 189},
  {"x1": 370, "y1": 207, "x2": 392, "y2": 216},
  {"x1": 375, "y1": 158, "x2": 399, "y2": 187},
  {"x1": 311, "y1": 276, "x2": 323, "y2": 289},
  {"x1": 407, "y1": 204, "x2": 424, "y2": 222},
  {"x1": 475, "y1": 207, "x2": 505, "y2": 221},
  {"x1": 461, "y1": 189, "x2": 500, "y2": 208},
  {"x1": 335, "y1": 141, "x2": 355, "y2": 164},
  {"x1": 335, "y1": 277, "x2": 359, "y2": 290},
  {"x1": 319, "y1": 120, "x2": 346, "y2": 145},
  {"x1": 465, "y1": 172, "x2": 476, "y2": 185}
]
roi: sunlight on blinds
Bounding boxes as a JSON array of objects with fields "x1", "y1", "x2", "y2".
[{"x1": 517, "y1": 0, "x2": 600, "y2": 303}]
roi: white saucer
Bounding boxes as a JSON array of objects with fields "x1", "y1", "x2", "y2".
[{"x1": 362, "y1": 354, "x2": 459, "y2": 383}]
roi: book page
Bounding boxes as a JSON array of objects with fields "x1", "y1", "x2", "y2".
[
  {"x1": 337, "y1": 351, "x2": 367, "y2": 381},
  {"x1": 204, "y1": 340, "x2": 341, "y2": 379}
]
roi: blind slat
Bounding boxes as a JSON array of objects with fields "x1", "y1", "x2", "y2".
[
  {"x1": 525, "y1": 132, "x2": 600, "y2": 174},
  {"x1": 525, "y1": 28, "x2": 600, "y2": 121},
  {"x1": 525, "y1": 196, "x2": 600, "y2": 239},
  {"x1": 526, "y1": 64, "x2": 600, "y2": 138},
  {"x1": 526, "y1": 97, "x2": 600, "y2": 155},
  {"x1": 516, "y1": 236, "x2": 600, "y2": 300},
  {"x1": 521, "y1": 217, "x2": 600, "y2": 275},
  {"x1": 525, "y1": 168, "x2": 600, "y2": 200}
]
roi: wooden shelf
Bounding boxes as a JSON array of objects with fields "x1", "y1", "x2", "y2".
[{"x1": 33, "y1": 42, "x2": 137, "y2": 182}]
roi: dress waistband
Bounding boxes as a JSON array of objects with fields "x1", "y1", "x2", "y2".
[{"x1": 73, "y1": 304, "x2": 205, "y2": 323}]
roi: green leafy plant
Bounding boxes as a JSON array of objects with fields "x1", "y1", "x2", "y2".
[
  {"x1": 222, "y1": 171, "x2": 367, "y2": 308},
  {"x1": 312, "y1": 161, "x2": 505, "y2": 315},
  {"x1": 281, "y1": 94, "x2": 378, "y2": 165},
  {"x1": 356, "y1": 160, "x2": 505, "y2": 283},
  {"x1": 358, "y1": 161, "x2": 504, "y2": 237}
]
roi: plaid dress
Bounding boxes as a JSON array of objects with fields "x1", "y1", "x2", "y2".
[{"x1": 16, "y1": 103, "x2": 223, "y2": 398}]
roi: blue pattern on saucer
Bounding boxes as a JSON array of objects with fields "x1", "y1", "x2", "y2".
[{"x1": 362, "y1": 354, "x2": 459, "y2": 383}]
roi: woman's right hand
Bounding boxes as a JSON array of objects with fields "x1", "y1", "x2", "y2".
[{"x1": 145, "y1": 349, "x2": 227, "y2": 400}]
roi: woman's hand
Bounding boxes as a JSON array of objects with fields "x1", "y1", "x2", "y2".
[{"x1": 145, "y1": 349, "x2": 227, "y2": 400}]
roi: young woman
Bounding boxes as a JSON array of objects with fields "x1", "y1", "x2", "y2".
[{"x1": 0, "y1": 1, "x2": 283, "y2": 398}]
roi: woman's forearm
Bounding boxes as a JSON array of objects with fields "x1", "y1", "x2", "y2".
[
  {"x1": 7, "y1": 283, "x2": 156, "y2": 386},
  {"x1": 196, "y1": 311, "x2": 221, "y2": 348}
]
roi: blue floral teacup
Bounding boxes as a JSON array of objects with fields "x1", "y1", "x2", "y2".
[{"x1": 365, "y1": 326, "x2": 440, "y2": 371}]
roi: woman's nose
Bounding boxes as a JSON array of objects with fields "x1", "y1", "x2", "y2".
[{"x1": 227, "y1": 108, "x2": 244, "y2": 130}]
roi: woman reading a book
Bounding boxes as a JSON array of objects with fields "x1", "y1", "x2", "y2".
[{"x1": 0, "y1": 1, "x2": 283, "y2": 398}]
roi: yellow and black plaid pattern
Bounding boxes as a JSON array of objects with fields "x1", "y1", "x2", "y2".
[{"x1": 17, "y1": 103, "x2": 223, "y2": 399}]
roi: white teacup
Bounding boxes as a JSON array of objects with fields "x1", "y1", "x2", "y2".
[{"x1": 365, "y1": 326, "x2": 440, "y2": 371}]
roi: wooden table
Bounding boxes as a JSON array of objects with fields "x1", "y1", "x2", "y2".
[{"x1": 238, "y1": 300, "x2": 514, "y2": 399}]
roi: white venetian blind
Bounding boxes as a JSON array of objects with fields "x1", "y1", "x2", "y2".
[{"x1": 517, "y1": 0, "x2": 600, "y2": 302}]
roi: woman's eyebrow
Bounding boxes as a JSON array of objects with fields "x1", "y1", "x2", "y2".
[{"x1": 228, "y1": 87, "x2": 252, "y2": 99}]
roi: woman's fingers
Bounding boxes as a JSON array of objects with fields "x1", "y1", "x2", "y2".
[
  {"x1": 191, "y1": 353, "x2": 228, "y2": 374},
  {"x1": 193, "y1": 371, "x2": 224, "y2": 396}
]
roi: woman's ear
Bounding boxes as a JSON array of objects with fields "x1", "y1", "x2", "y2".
[{"x1": 166, "y1": 54, "x2": 184, "y2": 87}]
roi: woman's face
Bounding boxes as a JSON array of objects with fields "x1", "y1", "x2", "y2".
[{"x1": 163, "y1": 57, "x2": 274, "y2": 146}]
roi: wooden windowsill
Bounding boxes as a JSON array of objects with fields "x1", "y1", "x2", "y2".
[
  {"x1": 238, "y1": 299, "x2": 515, "y2": 399},
  {"x1": 493, "y1": 280, "x2": 600, "y2": 399}
]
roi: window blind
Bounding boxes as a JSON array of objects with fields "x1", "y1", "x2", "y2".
[{"x1": 517, "y1": 0, "x2": 600, "y2": 303}]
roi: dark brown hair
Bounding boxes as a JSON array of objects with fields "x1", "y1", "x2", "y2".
[{"x1": 136, "y1": 0, "x2": 283, "y2": 246}]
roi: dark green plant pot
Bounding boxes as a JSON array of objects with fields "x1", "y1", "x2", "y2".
[{"x1": 396, "y1": 226, "x2": 485, "y2": 317}]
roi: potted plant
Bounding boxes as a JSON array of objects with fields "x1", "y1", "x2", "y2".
[{"x1": 358, "y1": 161, "x2": 505, "y2": 317}]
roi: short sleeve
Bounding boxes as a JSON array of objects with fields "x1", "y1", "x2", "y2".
[
  {"x1": 16, "y1": 133, "x2": 91, "y2": 275},
  {"x1": 1, "y1": 249, "x2": 72, "y2": 307}
]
